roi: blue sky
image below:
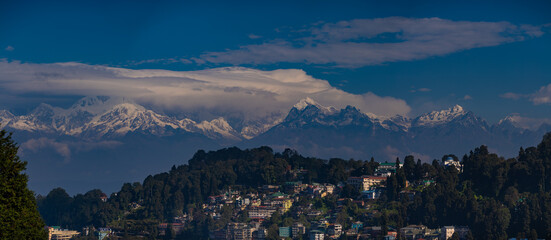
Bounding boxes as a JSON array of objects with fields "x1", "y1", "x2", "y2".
[{"x1": 1, "y1": 0, "x2": 550, "y2": 124}]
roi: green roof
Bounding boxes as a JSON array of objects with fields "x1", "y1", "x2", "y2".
[{"x1": 272, "y1": 192, "x2": 286, "y2": 197}]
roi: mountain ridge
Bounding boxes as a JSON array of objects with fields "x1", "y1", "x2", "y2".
[
  {"x1": 1, "y1": 96, "x2": 548, "y2": 147},
  {"x1": 3, "y1": 96, "x2": 550, "y2": 194}
]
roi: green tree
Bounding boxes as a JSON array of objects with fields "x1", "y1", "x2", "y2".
[
  {"x1": 403, "y1": 155, "x2": 416, "y2": 182},
  {"x1": 0, "y1": 129, "x2": 48, "y2": 239}
]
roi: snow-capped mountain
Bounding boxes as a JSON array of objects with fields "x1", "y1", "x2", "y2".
[
  {"x1": 412, "y1": 105, "x2": 468, "y2": 127},
  {"x1": 247, "y1": 97, "x2": 547, "y2": 163},
  {"x1": 1, "y1": 96, "x2": 241, "y2": 140},
  {"x1": 0, "y1": 110, "x2": 14, "y2": 127},
  {"x1": 1, "y1": 96, "x2": 546, "y2": 152},
  {"x1": 4, "y1": 96, "x2": 550, "y2": 195}
]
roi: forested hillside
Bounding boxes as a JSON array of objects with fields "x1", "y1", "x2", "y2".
[{"x1": 38, "y1": 133, "x2": 551, "y2": 239}]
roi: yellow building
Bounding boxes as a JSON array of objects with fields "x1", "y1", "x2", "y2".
[{"x1": 281, "y1": 198, "x2": 293, "y2": 212}]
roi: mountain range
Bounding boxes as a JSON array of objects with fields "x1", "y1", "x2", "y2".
[{"x1": 1, "y1": 96, "x2": 550, "y2": 194}]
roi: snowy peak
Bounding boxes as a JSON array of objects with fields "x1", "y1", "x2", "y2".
[
  {"x1": 291, "y1": 97, "x2": 338, "y2": 115},
  {"x1": 29, "y1": 103, "x2": 57, "y2": 118},
  {"x1": 413, "y1": 105, "x2": 467, "y2": 127},
  {"x1": 283, "y1": 99, "x2": 379, "y2": 129},
  {"x1": 293, "y1": 97, "x2": 318, "y2": 111},
  {"x1": 497, "y1": 115, "x2": 522, "y2": 127},
  {"x1": 0, "y1": 110, "x2": 14, "y2": 119},
  {"x1": 0, "y1": 97, "x2": 242, "y2": 141},
  {"x1": 72, "y1": 96, "x2": 110, "y2": 108},
  {"x1": 451, "y1": 104, "x2": 464, "y2": 113},
  {"x1": 196, "y1": 117, "x2": 241, "y2": 140},
  {"x1": 495, "y1": 114, "x2": 551, "y2": 132},
  {"x1": 69, "y1": 96, "x2": 131, "y2": 115},
  {"x1": 0, "y1": 110, "x2": 14, "y2": 127}
]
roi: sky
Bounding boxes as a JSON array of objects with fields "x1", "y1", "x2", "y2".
[{"x1": 1, "y1": 0, "x2": 550, "y2": 126}]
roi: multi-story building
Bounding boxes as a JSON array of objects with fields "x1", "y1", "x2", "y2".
[
  {"x1": 225, "y1": 222, "x2": 252, "y2": 240},
  {"x1": 327, "y1": 224, "x2": 342, "y2": 237},
  {"x1": 248, "y1": 206, "x2": 277, "y2": 220},
  {"x1": 347, "y1": 175, "x2": 387, "y2": 191},
  {"x1": 309, "y1": 230, "x2": 325, "y2": 240},
  {"x1": 292, "y1": 222, "x2": 306, "y2": 238}
]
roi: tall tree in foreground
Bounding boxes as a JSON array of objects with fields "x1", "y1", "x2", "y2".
[{"x1": 0, "y1": 129, "x2": 47, "y2": 239}]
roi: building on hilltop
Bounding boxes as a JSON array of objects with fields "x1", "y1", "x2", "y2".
[
  {"x1": 442, "y1": 156, "x2": 462, "y2": 172},
  {"x1": 347, "y1": 175, "x2": 387, "y2": 191}
]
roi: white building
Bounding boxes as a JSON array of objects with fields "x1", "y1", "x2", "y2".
[
  {"x1": 248, "y1": 206, "x2": 277, "y2": 219},
  {"x1": 327, "y1": 224, "x2": 342, "y2": 237},
  {"x1": 309, "y1": 230, "x2": 324, "y2": 240},
  {"x1": 443, "y1": 157, "x2": 462, "y2": 172},
  {"x1": 347, "y1": 175, "x2": 387, "y2": 191}
]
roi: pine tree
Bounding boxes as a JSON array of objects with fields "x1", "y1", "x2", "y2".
[{"x1": 0, "y1": 129, "x2": 48, "y2": 239}]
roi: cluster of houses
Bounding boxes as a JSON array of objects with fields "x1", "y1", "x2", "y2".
[
  {"x1": 201, "y1": 216, "x2": 470, "y2": 240},
  {"x1": 50, "y1": 158, "x2": 466, "y2": 239},
  {"x1": 154, "y1": 159, "x2": 469, "y2": 240}
]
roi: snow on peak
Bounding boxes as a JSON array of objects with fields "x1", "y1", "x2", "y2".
[
  {"x1": 0, "y1": 110, "x2": 14, "y2": 128},
  {"x1": 108, "y1": 103, "x2": 147, "y2": 115},
  {"x1": 292, "y1": 97, "x2": 338, "y2": 115},
  {"x1": 414, "y1": 105, "x2": 467, "y2": 127},
  {"x1": 196, "y1": 117, "x2": 240, "y2": 140},
  {"x1": 72, "y1": 96, "x2": 111, "y2": 108},
  {"x1": 0, "y1": 110, "x2": 14, "y2": 118},
  {"x1": 293, "y1": 97, "x2": 318, "y2": 111},
  {"x1": 498, "y1": 115, "x2": 518, "y2": 125},
  {"x1": 496, "y1": 114, "x2": 549, "y2": 131},
  {"x1": 451, "y1": 105, "x2": 464, "y2": 113},
  {"x1": 69, "y1": 96, "x2": 131, "y2": 115},
  {"x1": 1, "y1": 97, "x2": 243, "y2": 140}
]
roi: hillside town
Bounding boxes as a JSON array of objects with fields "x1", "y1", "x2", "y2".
[{"x1": 49, "y1": 157, "x2": 471, "y2": 240}]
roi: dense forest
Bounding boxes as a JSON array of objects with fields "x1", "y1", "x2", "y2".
[{"x1": 37, "y1": 133, "x2": 551, "y2": 239}]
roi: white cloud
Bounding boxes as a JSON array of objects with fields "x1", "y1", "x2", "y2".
[
  {"x1": 410, "y1": 87, "x2": 431, "y2": 93},
  {"x1": 196, "y1": 17, "x2": 544, "y2": 68},
  {"x1": 500, "y1": 92, "x2": 523, "y2": 100},
  {"x1": 21, "y1": 138, "x2": 71, "y2": 162},
  {"x1": 19, "y1": 137, "x2": 123, "y2": 163},
  {"x1": 5, "y1": 46, "x2": 14, "y2": 51},
  {"x1": 531, "y1": 84, "x2": 551, "y2": 105},
  {"x1": 0, "y1": 60, "x2": 411, "y2": 120},
  {"x1": 248, "y1": 34, "x2": 262, "y2": 39},
  {"x1": 463, "y1": 95, "x2": 472, "y2": 100},
  {"x1": 501, "y1": 84, "x2": 551, "y2": 105}
]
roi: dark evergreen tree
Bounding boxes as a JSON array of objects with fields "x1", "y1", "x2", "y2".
[
  {"x1": 403, "y1": 155, "x2": 416, "y2": 182},
  {"x1": 0, "y1": 130, "x2": 48, "y2": 239}
]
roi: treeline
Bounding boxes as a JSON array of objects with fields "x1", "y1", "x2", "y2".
[
  {"x1": 380, "y1": 133, "x2": 551, "y2": 239},
  {"x1": 37, "y1": 133, "x2": 551, "y2": 239},
  {"x1": 37, "y1": 147, "x2": 376, "y2": 229}
]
